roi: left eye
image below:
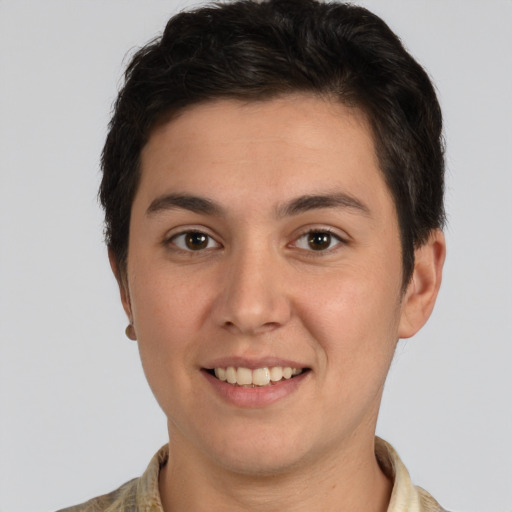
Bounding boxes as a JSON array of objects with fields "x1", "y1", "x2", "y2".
[
  {"x1": 294, "y1": 231, "x2": 343, "y2": 251},
  {"x1": 170, "y1": 231, "x2": 220, "y2": 251}
]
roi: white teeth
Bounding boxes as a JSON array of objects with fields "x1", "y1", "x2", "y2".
[
  {"x1": 252, "y1": 367, "x2": 270, "y2": 386},
  {"x1": 214, "y1": 368, "x2": 227, "y2": 381},
  {"x1": 236, "y1": 367, "x2": 253, "y2": 385},
  {"x1": 226, "y1": 366, "x2": 237, "y2": 384},
  {"x1": 269, "y1": 366, "x2": 283, "y2": 382},
  {"x1": 212, "y1": 366, "x2": 303, "y2": 387}
]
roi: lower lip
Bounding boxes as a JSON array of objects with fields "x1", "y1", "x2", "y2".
[{"x1": 202, "y1": 370, "x2": 308, "y2": 408}]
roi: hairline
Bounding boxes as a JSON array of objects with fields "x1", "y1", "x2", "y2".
[{"x1": 115, "y1": 92, "x2": 421, "y2": 293}]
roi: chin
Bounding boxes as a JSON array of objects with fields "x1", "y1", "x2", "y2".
[{"x1": 193, "y1": 419, "x2": 325, "y2": 477}]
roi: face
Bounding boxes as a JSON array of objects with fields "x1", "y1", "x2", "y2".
[{"x1": 118, "y1": 95, "x2": 438, "y2": 475}]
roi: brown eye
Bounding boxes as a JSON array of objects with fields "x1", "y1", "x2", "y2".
[
  {"x1": 294, "y1": 230, "x2": 343, "y2": 252},
  {"x1": 185, "y1": 232, "x2": 208, "y2": 250},
  {"x1": 308, "y1": 232, "x2": 333, "y2": 251},
  {"x1": 171, "y1": 231, "x2": 219, "y2": 251}
]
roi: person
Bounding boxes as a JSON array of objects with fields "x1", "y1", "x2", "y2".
[{"x1": 59, "y1": 0, "x2": 447, "y2": 510}]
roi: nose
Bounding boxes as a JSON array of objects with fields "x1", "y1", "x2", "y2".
[{"x1": 212, "y1": 244, "x2": 292, "y2": 336}]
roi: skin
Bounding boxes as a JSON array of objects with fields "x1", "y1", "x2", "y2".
[{"x1": 111, "y1": 94, "x2": 445, "y2": 512}]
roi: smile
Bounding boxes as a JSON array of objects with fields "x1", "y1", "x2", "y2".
[{"x1": 210, "y1": 366, "x2": 304, "y2": 387}]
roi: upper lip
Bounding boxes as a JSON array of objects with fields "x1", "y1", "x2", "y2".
[{"x1": 202, "y1": 356, "x2": 309, "y2": 370}]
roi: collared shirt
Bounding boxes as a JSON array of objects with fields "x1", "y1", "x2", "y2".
[{"x1": 57, "y1": 438, "x2": 447, "y2": 512}]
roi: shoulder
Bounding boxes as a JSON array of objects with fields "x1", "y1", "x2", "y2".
[
  {"x1": 56, "y1": 477, "x2": 139, "y2": 512},
  {"x1": 417, "y1": 486, "x2": 451, "y2": 512},
  {"x1": 375, "y1": 438, "x2": 448, "y2": 512},
  {"x1": 55, "y1": 445, "x2": 168, "y2": 512}
]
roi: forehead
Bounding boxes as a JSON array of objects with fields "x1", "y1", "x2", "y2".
[{"x1": 137, "y1": 94, "x2": 393, "y2": 220}]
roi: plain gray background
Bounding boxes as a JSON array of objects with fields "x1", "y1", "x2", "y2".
[{"x1": 1, "y1": 1, "x2": 511, "y2": 511}]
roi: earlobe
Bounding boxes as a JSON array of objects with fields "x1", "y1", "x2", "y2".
[
  {"x1": 398, "y1": 229, "x2": 446, "y2": 339},
  {"x1": 108, "y1": 248, "x2": 133, "y2": 322}
]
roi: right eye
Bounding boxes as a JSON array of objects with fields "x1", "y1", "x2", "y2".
[{"x1": 169, "y1": 231, "x2": 220, "y2": 251}]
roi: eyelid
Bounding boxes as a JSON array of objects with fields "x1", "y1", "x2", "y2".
[
  {"x1": 165, "y1": 227, "x2": 222, "y2": 252},
  {"x1": 290, "y1": 227, "x2": 349, "y2": 252}
]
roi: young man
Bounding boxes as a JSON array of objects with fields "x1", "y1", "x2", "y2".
[{"x1": 61, "y1": 1, "x2": 447, "y2": 510}]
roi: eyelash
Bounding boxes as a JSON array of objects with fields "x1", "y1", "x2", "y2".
[
  {"x1": 165, "y1": 228, "x2": 347, "y2": 255},
  {"x1": 167, "y1": 230, "x2": 221, "y2": 252},
  {"x1": 292, "y1": 229, "x2": 346, "y2": 253}
]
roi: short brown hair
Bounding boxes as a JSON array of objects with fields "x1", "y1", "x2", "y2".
[{"x1": 100, "y1": 0, "x2": 445, "y2": 284}]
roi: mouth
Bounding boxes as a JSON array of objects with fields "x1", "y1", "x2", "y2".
[{"x1": 204, "y1": 366, "x2": 309, "y2": 387}]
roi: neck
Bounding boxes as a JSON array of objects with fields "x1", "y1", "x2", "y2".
[{"x1": 159, "y1": 432, "x2": 392, "y2": 512}]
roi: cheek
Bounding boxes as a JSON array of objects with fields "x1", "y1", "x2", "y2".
[
  {"x1": 301, "y1": 269, "x2": 401, "y2": 341},
  {"x1": 127, "y1": 266, "x2": 215, "y2": 404},
  {"x1": 130, "y1": 262, "x2": 212, "y2": 333},
  {"x1": 296, "y1": 262, "x2": 402, "y2": 379}
]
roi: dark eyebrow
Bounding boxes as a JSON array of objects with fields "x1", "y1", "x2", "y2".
[
  {"x1": 146, "y1": 192, "x2": 370, "y2": 219},
  {"x1": 276, "y1": 193, "x2": 371, "y2": 218},
  {"x1": 146, "y1": 193, "x2": 224, "y2": 216}
]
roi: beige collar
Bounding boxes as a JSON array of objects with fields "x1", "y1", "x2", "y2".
[{"x1": 103, "y1": 438, "x2": 444, "y2": 512}]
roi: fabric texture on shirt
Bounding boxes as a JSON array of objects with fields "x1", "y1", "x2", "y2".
[{"x1": 56, "y1": 438, "x2": 447, "y2": 512}]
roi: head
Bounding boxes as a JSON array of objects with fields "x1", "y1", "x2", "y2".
[
  {"x1": 100, "y1": 0, "x2": 445, "y2": 288},
  {"x1": 99, "y1": 0, "x2": 446, "y2": 479}
]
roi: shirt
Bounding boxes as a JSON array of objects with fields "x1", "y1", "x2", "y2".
[{"x1": 57, "y1": 438, "x2": 447, "y2": 512}]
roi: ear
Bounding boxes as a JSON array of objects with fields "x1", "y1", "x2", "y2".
[
  {"x1": 398, "y1": 229, "x2": 446, "y2": 339},
  {"x1": 108, "y1": 248, "x2": 133, "y2": 322}
]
